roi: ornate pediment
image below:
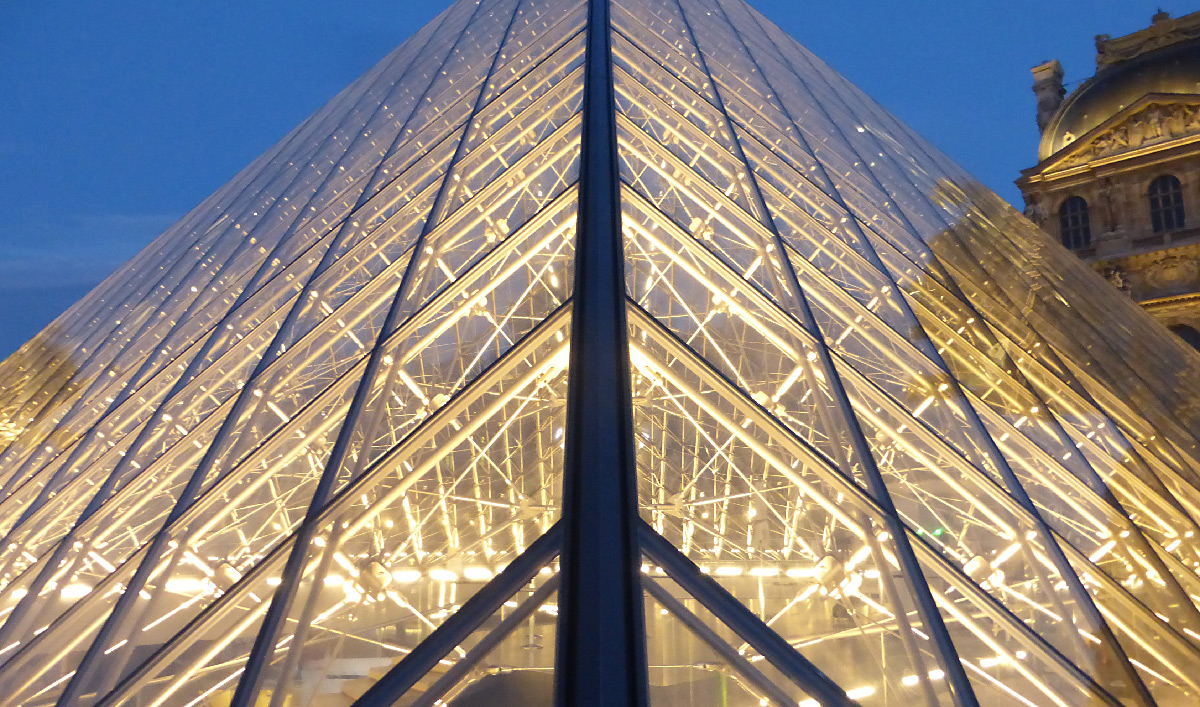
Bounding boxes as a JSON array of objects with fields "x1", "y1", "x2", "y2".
[{"x1": 1047, "y1": 95, "x2": 1200, "y2": 170}]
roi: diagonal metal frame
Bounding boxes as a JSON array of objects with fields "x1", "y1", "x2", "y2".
[
  {"x1": 350, "y1": 527, "x2": 562, "y2": 707},
  {"x1": 224, "y1": 3, "x2": 534, "y2": 703},
  {"x1": 717, "y1": 4, "x2": 1175, "y2": 700},
  {"x1": 648, "y1": 1, "x2": 981, "y2": 704},
  {"x1": 639, "y1": 521, "x2": 857, "y2": 707},
  {"x1": 642, "y1": 576, "x2": 809, "y2": 707},
  {"x1": 39, "y1": 4, "x2": 497, "y2": 706}
]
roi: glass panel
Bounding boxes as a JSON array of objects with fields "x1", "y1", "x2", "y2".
[
  {"x1": 643, "y1": 578, "x2": 825, "y2": 707},
  {"x1": 96, "y1": 310, "x2": 569, "y2": 707},
  {"x1": 629, "y1": 310, "x2": 957, "y2": 707},
  {"x1": 367, "y1": 580, "x2": 559, "y2": 707}
]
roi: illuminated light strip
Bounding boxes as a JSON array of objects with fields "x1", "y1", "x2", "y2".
[
  {"x1": 181, "y1": 666, "x2": 245, "y2": 707},
  {"x1": 992, "y1": 542, "x2": 1020, "y2": 568},
  {"x1": 773, "y1": 365, "x2": 804, "y2": 401},
  {"x1": 141, "y1": 591, "x2": 208, "y2": 633},
  {"x1": 852, "y1": 591, "x2": 894, "y2": 618},
  {"x1": 960, "y1": 659, "x2": 1041, "y2": 707},
  {"x1": 104, "y1": 639, "x2": 128, "y2": 655},
  {"x1": 89, "y1": 551, "x2": 117, "y2": 573},
  {"x1": 1088, "y1": 540, "x2": 1116, "y2": 563},
  {"x1": 910, "y1": 395, "x2": 934, "y2": 418},
  {"x1": 343, "y1": 343, "x2": 569, "y2": 538},
  {"x1": 266, "y1": 401, "x2": 290, "y2": 424},
  {"x1": 1101, "y1": 610, "x2": 1200, "y2": 692},
  {"x1": 995, "y1": 584, "x2": 1063, "y2": 623},
  {"x1": 1128, "y1": 656, "x2": 1177, "y2": 685},
  {"x1": 26, "y1": 669, "x2": 75, "y2": 701}
]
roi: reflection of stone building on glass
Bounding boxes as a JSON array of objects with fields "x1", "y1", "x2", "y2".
[
  {"x1": 4, "y1": 1, "x2": 1200, "y2": 706},
  {"x1": 1017, "y1": 11, "x2": 1200, "y2": 347}
]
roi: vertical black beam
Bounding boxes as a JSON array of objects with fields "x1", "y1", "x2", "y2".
[{"x1": 554, "y1": 0, "x2": 649, "y2": 706}]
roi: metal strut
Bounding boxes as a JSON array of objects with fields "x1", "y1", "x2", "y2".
[{"x1": 553, "y1": 0, "x2": 650, "y2": 705}]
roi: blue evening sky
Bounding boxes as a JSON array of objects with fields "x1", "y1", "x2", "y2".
[{"x1": 0, "y1": 1, "x2": 1192, "y2": 358}]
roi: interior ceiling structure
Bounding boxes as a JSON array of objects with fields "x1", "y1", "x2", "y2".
[{"x1": 2, "y1": 0, "x2": 1200, "y2": 706}]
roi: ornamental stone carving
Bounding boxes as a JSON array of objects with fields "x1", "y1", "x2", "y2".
[
  {"x1": 1147, "y1": 255, "x2": 1200, "y2": 292},
  {"x1": 1022, "y1": 194, "x2": 1047, "y2": 226},
  {"x1": 1061, "y1": 103, "x2": 1200, "y2": 166},
  {"x1": 1101, "y1": 265, "x2": 1132, "y2": 294},
  {"x1": 1096, "y1": 11, "x2": 1200, "y2": 69}
]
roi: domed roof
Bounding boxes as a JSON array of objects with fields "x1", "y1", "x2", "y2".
[{"x1": 1040, "y1": 39, "x2": 1200, "y2": 160}]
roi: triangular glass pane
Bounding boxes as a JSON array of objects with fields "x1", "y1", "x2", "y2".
[
  {"x1": 629, "y1": 311, "x2": 957, "y2": 706},
  {"x1": 830, "y1": 355, "x2": 1163, "y2": 692},
  {"x1": 83, "y1": 310, "x2": 569, "y2": 707},
  {"x1": 232, "y1": 319, "x2": 570, "y2": 706},
  {"x1": 376, "y1": 581, "x2": 559, "y2": 707},
  {"x1": 904, "y1": 525, "x2": 1142, "y2": 707},
  {"x1": 623, "y1": 192, "x2": 852, "y2": 468},
  {"x1": 643, "y1": 577, "x2": 826, "y2": 707}
]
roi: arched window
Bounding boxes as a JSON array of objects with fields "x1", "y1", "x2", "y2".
[
  {"x1": 1149, "y1": 175, "x2": 1185, "y2": 233},
  {"x1": 1169, "y1": 324, "x2": 1200, "y2": 351},
  {"x1": 1058, "y1": 196, "x2": 1091, "y2": 249}
]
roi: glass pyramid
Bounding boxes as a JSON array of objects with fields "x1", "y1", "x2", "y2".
[{"x1": 2, "y1": 0, "x2": 1200, "y2": 705}]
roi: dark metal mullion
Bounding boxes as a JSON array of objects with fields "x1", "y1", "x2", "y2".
[
  {"x1": 95, "y1": 304, "x2": 572, "y2": 707},
  {"x1": 0, "y1": 108, "x2": 327, "y2": 470},
  {"x1": 669, "y1": 2, "x2": 979, "y2": 705},
  {"x1": 553, "y1": 0, "x2": 649, "y2": 706},
  {"x1": 41, "y1": 9, "x2": 473, "y2": 697},
  {"x1": 642, "y1": 577, "x2": 799, "y2": 707},
  {"x1": 639, "y1": 522, "x2": 856, "y2": 707},
  {"x1": 728, "y1": 6, "x2": 1160, "y2": 702},
  {"x1": 0, "y1": 17, "x2": 467, "y2": 680},
  {"x1": 398, "y1": 575, "x2": 562, "y2": 707},
  {"x1": 223, "y1": 1, "x2": 523, "y2": 703},
  {"x1": 349, "y1": 524, "x2": 562, "y2": 707},
  {"x1": 0, "y1": 39, "x2": 409, "y2": 476}
]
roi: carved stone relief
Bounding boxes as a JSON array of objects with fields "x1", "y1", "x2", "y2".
[{"x1": 1061, "y1": 103, "x2": 1200, "y2": 166}]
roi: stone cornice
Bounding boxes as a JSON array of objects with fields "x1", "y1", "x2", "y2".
[{"x1": 1096, "y1": 11, "x2": 1200, "y2": 70}]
